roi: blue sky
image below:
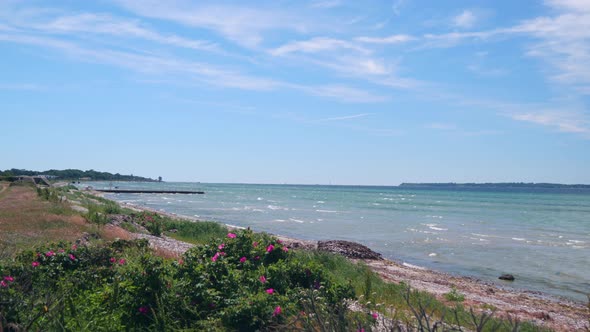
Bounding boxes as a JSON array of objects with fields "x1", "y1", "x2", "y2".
[{"x1": 1, "y1": 0, "x2": 589, "y2": 184}]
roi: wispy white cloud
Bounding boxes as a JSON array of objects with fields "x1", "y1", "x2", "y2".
[
  {"x1": 270, "y1": 37, "x2": 369, "y2": 56},
  {"x1": 39, "y1": 13, "x2": 220, "y2": 52},
  {"x1": 355, "y1": 34, "x2": 414, "y2": 44},
  {"x1": 0, "y1": 32, "x2": 279, "y2": 91},
  {"x1": 425, "y1": 123, "x2": 456, "y2": 130},
  {"x1": 391, "y1": 0, "x2": 405, "y2": 16},
  {"x1": 453, "y1": 10, "x2": 477, "y2": 28},
  {"x1": 113, "y1": 0, "x2": 310, "y2": 47},
  {"x1": 310, "y1": 0, "x2": 342, "y2": 9},
  {"x1": 467, "y1": 64, "x2": 508, "y2": 77},
  {"x1": 305, "y1": 85, "x2": 390, "y2": 103},
  {"x1": 317, "y1": 113, "x2": 371, "y2": 121},
  {"x1": 508, "y1": 110, "x2": 590, "y2": 136}
]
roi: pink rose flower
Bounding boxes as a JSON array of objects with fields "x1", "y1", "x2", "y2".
[
  {"x1": 212, "y1": 252, "x2": 220, "y2": 262},
  {"x1": 371, "y1": 312, "x2": 378, "y2": 320},
  {"x1": 118, "y1": 259, "x2": 126, "y2": 265},
  {"x1": 0, "y1": 281, "x2": 6, "y2": 288},
  {"x1": 282, "y1": 246, "x2": 289, "y2": 252},
  {"x1": 32, "y1": 261, "x2": 40, "y2": 267},
  {"x1": 3, "y1": 276, "x2": 14, "y2": 282},
  {"x1": 218, "y1": 243, "x2": 225, "y2": 250},
  {"x1": 273, "y1": 306, "x2": 282, "y2": 316},
  {"x1": 45, "y1": 251, "x2": 55, "y2": 257},
  {"x1": 109, "y1": 257, "x2": 116, "y2": 263},
  {"x1": 58, "y1": 249, "x2": 65, "y2": 253},
  {"x1": 227, "y1": 233, "x2": 236, "y2": 238},
  {"x1": 239, "y1": 257, "x2": 247, "y2": 263},
  {"x1": 69, "y1": 254, "x2": 76, "y2": 261},
  {"x1": 259, "y1": 275, "x2": 266, "y2": 283},
  {"x1": 253, "y1": 241, "x2": 258, "y2": 247},
  {"x1": 71, "y1": 244, "x2": 77, "y2": 250},
  {"x1": 266, "y1": 288, "x2": 274, "y2": 294},
  {"x1": 266, "y1": 244, "x2": 274, "y2": 252}
]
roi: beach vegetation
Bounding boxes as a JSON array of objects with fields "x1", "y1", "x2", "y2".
[{"x1": 444, "y1": 286, "x2": 465, "y2": 302}]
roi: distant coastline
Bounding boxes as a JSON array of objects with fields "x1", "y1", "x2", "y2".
[
  {"x1": 0, "y1": 168, "x2": 158, "y2": 182},
  {"x1": 399, "y1": 182, "x2": 590, "y2": 192}
]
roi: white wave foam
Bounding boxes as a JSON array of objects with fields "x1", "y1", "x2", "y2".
[
  {"x1": 428, "y1": 253, "x2": 437, "y2": 257},
  {"x1": 512, "y1": 237, "x2": 526, "y2": 241},
  {"x1": 267, "y1": 205, "x2": 288, "y2": 211},
  {"x1": 316, "y1": 201, "x2": 325, "y2": 204},
  {"x1": 289, "y1": 218, "x2": 305, "y2": 223},
  {"x1": 568, "y1": 240, "x2": 585, "y2": 244},
  {"x1": 274, "y1": 219, "x2": 286, "y2": 222},
  {"x1": 316, "y1": 209, "x2": 338, "y2": 213},
  {"x1": 257, "y1": 197, "x2": 263, "y2": 201},
  {"x1": 402, "y1": 262, "x2": 426, "y2": 270}
]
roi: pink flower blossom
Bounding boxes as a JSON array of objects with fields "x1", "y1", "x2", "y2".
[
  {"x1": 277, "y1": 239, "x2": 282, "y2": 244},
  {"x1": 253, "y1": 241, "x2": 258, "y2": 247},
  {"x1": 212, "y1": 252, "x2": 220, "y2": 262},
  {"x1": 282, "y1": 246, "x2": 289, "y2": 252},
  {"x1": 218, "y1": 243, "x2": 225, "y2": 250},
  {"x1": 71, "y1": 244, "x2": 77, "y2": 250},
  {"x1": 118, "y1": 259, "x2": 126, "y2": 265},
  {"x1": 0, "y1": 281, "x2": 6, "y2": 288},
  {"x1": 109, "y1": 257, "x2": 116, "y2": 263},
  {"x1": 259, "y1": 275, "x2": 267, "y2": 283},
  {"x1": 178, "y1": 259, "x2": 184, "y2": 265},
  {"x1": 358, "y1": 329, "x2": 365, "y2": 332},
  {"x1": 239, "y1": 257, "x2": 247, "y2": 263},
  {"x1": 266, "y1": 288, "x2": 274, "y2": 294},
  {"x1": 3, "y1": 276, "x2": 14, "y2": 282},
  {"x1": 32, "y1": 261, "x2": 40, "y2": 267},
  {"x1": 273, "y1": 306, "x2": 282, "y2": 316},
  {"x1": 69, "y1": 254, "x2": 76, "y2": 261},
  {"x1": 371, "y1": 312, "x2": 378, "y2": 320},
  {"x1": 58, "y1": 249, "x2": 65, "y2": 253},
  {"x1": 45, "y1": 251, "x2": 55, "y2": 257},
  {"x1": 266, "y1": 244, "x2": 275, "y2": 252},
  {"x1": 227, "y1": 233, "x2": 237, "y2": 239}
]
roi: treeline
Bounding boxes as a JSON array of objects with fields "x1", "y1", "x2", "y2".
[
  {"x1": 0, "y1": 168, "x2": 156, "y2": 182},
  {"x1": 399, "y1": 182, "x2": 590, "y2": 189}
]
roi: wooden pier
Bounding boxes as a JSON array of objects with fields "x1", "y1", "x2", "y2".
[{"x1": 95, "y1": 189, "x2": 204, "y2": 194}]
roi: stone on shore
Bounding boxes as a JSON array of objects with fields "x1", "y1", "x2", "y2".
[
  {"x1": 499, "y1": 274, "x2": 515, "y2": 281},
  {"x1": 317, "y1": 240, "x2": 383, "y2": 260}
]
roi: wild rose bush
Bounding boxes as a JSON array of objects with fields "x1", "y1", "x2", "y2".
[{"x1": 0, "y1": 231, "x2": 367, "y2": 331}]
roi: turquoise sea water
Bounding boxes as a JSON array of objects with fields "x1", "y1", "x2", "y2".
[{"x1": 85, "y1": 182, "x2": 590, "y2": 301}]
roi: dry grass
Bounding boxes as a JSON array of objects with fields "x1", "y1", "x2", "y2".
[{"x1": 0, "y1": 184, "x2": 130, "y2": 257}]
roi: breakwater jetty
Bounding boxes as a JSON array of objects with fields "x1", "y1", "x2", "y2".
[{"x1": 96, "y1": 189, "x2": 204, "y2": 194}]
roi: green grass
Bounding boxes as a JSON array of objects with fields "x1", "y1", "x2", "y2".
[
  {"x1": 293, "y1": 250, "x2": 551, "y2": 332},
  {"x1": 163, "y1": 219, "x2": 228, "y2": 245}
]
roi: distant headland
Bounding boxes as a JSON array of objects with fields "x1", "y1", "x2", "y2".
[
  {"x1": 399, "y1": 182, "x2": 590, "y2": 190},
  {"x1": 0, "y1": 168, "x2": 159, "y2": 182}
]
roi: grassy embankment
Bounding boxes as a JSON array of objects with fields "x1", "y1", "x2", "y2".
[{"x1": 0, "y1": 182, "x2": 556, "y2": 331}]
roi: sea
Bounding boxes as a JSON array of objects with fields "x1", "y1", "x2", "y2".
[{"x1": 82, "y1": 181, "x2": 590, "y2": 302}]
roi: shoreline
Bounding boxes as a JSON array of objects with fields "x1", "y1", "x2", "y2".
[{"x1": 91, "y1": 190, "x2": 588, "y2": 331}]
